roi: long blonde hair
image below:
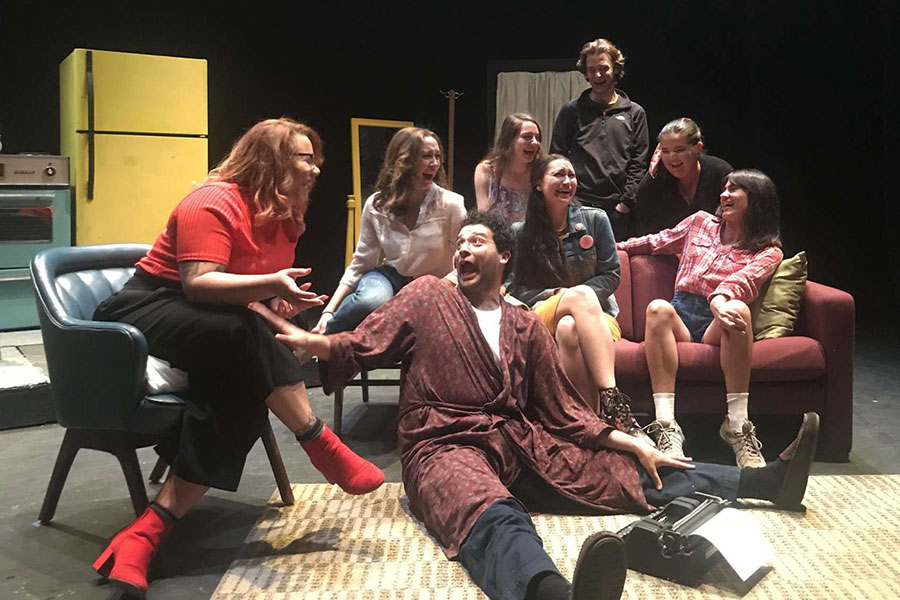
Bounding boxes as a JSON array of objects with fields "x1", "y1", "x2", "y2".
[
  {"x1": 211, "y1": 117, "x2": 323, "y2": 227},
  {"x1": 373, "y1": 127, "x2": 446, "y2": 216}
]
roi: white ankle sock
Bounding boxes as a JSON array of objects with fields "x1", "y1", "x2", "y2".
[
  {"x1": 653, "y1": 393, "x2": 676, "y2": 422},
  {"x1": 726, "y1": 393, "x2": 750, "y2": 430}
]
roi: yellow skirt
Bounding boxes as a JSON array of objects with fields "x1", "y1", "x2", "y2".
[{"x1": 533, "y1": 291, "x2": 622, "y2": 341}]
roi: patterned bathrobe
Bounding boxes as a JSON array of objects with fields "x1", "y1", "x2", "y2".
[{"x1": 321, "y1": 276, "x2": 651, "y2": 557}]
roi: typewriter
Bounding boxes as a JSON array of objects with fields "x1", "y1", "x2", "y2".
[{"x1": 618, "y1": 492, "x2": 730, "y2": 586}]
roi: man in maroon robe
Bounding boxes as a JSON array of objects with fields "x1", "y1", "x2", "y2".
[{"x1": 255, "y1": 211, "x2": 818, "y2": 600}]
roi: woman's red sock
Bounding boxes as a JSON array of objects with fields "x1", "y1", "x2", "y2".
[{"x1": 300, "y1": 423, "x2": 384, "y2": 494}]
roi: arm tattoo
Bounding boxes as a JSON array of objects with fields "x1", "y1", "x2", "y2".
[{"x1": 179, "y1": 260, "x2": 226, "y2": 282}]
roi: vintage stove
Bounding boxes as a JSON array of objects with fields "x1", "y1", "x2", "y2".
[{"x1": 0, "y1": 154, "x2": 71, "y2": 330}]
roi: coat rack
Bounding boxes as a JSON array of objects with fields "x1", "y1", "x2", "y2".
[{"x1": 440, "y1": 89, "x2": 463, "y2": 190}]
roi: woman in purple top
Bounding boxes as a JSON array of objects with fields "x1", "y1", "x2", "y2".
[{"x1": 474, "y1": 113, "x2": 542, "y2": 224}]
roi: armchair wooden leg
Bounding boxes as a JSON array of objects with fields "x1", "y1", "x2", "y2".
[
  {"x1": 109, "y1": 439, "x2": 150, "y2": 518},
  {"x1": 333, "y1": 386, "x2": 344, "y2": 438},
  {"x1": 148, "y1": 457, "x2": 168, "y2": 484},
  {"x1": 261, "y1": 419, "x2": 294, "y2": 505},
  {"x1": 38, "y1": 430, "x2": 81, "y2": 525},
  {"x1": 361, "y1": 370, "x2": 370, "y2": 403}
]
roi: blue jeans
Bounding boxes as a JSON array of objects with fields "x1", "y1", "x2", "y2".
[
  {"x1": 671, "y1": 291, "x2": 715, "y2": 343},
  {"x1": 637, "y1": 460, "x2": 740, "y2": 507},
  {"x1": 457, "y1": 499, "x2": 559, "y2": 600},
  {"x1": 457, "y1": 462, "x2": 740, "y2": 599},
  {"x1": 325, "y1": 266, "x2": 412, "y2": 334}
]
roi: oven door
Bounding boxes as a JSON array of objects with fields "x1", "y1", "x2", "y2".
[{"x1": 0, "y1": 191, "x2": 70, "y2": 269}]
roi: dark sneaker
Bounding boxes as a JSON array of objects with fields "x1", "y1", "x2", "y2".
[
  {"x1": 570, "y1": 531, "x2": 627, "y2": 600},
  {"x1": 720, "y1": 419, "x2": 766, "y2": 468},
  {"x1": 644, "y1": 419, "x2": 687, "y2": 459},
  {"x1": 774, "y1": 412, "x2": 820, "y2": 510},
  {"x1": 599, "y1": 388, "x2": 655, "y2": 448}
]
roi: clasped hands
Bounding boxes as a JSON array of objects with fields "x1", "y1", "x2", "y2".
[{"x1": 709, "y1": 295, "x2": 748, "y2": 333}]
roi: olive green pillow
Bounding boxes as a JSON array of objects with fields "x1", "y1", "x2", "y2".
[{"x1": 751, "y1": 251, "x2": 808, "y2": 340}]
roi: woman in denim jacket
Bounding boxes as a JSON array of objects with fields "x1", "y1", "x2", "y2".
[{"x1": 509, "y1": 155, "x2": 651, "y2": 446}]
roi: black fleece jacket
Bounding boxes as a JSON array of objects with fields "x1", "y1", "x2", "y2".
[{"x1": 550, "y1": 89, "x2": 649, "y2": 212}]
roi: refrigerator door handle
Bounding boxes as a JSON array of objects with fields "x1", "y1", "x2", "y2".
[{"x1": 86, "y1": 50, "x2": 95, "y2": 200}]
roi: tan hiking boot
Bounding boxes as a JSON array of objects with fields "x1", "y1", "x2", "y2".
[
  {"x1": 720, "y1": 419, "x2": 766, "y2": 468},
  {"x1": 644, "y1": 419, "x2": 686, "y2": 459}
]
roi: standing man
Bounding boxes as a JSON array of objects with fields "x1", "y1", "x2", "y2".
[
  {"x1": 254, "y1": 211, "x2": 819, "y2": 600},
  {"x1": 551, "y1": 38, "x2": 649, "y2": 241}
]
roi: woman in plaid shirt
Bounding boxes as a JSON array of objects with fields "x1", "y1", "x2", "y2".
[{"x1": 617, "y1": 169, "x2": 783, "y2": 469}]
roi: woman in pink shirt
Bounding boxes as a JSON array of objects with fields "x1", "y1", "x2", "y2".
[{"x1": 617, "y1": 169, "x2": 783, "y2": 469}]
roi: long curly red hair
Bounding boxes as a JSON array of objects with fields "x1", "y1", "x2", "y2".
[{"x1": 210, "y1": 117, "x2": 323, "y2": 228}]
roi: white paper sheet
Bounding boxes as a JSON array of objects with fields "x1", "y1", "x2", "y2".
[{"x1": 691, "y1": 507, "x2": 774, "y2": 581}]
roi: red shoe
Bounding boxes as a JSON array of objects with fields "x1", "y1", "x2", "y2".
[
  {"x1": 301, "y1": 424, "x2": 385, "y2": 494},
  {"x1": 92, "y1": 503, "x2": 176, "y2": 596}
]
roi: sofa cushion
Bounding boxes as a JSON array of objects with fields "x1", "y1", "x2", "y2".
[
  {"x1": 615, "y1": 336, "x2": 825, "y2": 383},
  {"x1": 629, "y1": 254, "x2": 678, "y2": 342},
  {"x1": 677, "y1": 337, "x2": 825, "y2": 382},
  {"x1": 613, "y1": 339, "x2": 649, "y2": 382},
  {"x1": 751, "y1": 251, "x2": 807, "y2": 340}
]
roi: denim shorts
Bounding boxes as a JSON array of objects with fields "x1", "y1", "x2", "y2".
[{"x1": 670, "y1": 291, "x2": 714, "y2": 343}]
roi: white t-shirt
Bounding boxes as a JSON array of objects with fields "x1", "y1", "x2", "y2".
[{"x1": 472, "y1": 305, "x2": 503, "y2": 364}]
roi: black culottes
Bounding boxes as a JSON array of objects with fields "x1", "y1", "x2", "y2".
[{"x1": 94, "y1": 269, "x2": 305, "y2": 491}]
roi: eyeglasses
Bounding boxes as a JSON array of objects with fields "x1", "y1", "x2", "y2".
[{"x1": 293, "y1": 152, "x2": 317, "y2": 166}]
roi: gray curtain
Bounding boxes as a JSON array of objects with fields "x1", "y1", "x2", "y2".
[{"x1": 495, "y1": 71, "x2": 586, "y2": 153}]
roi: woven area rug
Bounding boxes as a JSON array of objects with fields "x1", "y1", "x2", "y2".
[{"x1": 211, "y1": 475, "x2": 900, "y2": 599}]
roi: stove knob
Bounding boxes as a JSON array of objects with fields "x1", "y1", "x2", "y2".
[{"x1": 44, "y1": 165, "x2": 57, "y2": 177}]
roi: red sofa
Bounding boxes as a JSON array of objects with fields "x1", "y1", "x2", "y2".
[{"x1": 613, "y1": 251, "x2": 854, "y2": 462}]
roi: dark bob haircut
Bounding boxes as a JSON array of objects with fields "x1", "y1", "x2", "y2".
[{"x1": 720, "y1": 169, "x2": 782, "y2": 252}]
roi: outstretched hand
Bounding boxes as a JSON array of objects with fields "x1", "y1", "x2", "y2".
[
  {"x1": 634, "y1": 443, "x2": 694, "y2": 491},
  {"x1": 273, "y1": 267, "x2": 328, "y2": 313},
  {"x1": 268, "y1": 295, "x2": 328, "y2": 320}
]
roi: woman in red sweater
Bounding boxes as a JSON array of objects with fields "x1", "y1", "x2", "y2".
[{"x1": 91, "y1": 118, "x2": 384, "y2": 596}]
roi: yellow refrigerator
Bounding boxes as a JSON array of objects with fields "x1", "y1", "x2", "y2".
[{"x1": 60, "y1": 49, "x2": 208, "y2": 245}]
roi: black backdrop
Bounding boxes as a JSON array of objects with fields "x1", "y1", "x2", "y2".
[{"x1": 1, "y1": 1, "x2": 896, "y2": 328}]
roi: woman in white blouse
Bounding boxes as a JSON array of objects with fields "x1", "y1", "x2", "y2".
[{"x1": 314, "y1": 127, "x2": 466, "y2": 333}]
